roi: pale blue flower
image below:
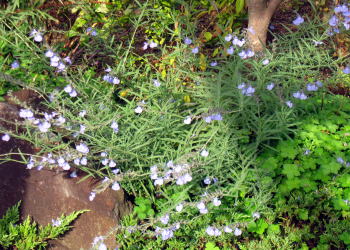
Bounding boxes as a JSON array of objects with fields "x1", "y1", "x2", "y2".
[
  {"x1": 76, "y1": 143, "x2": 89, "y2": 154},
  {"x1": 153, "y1": 79, "x2": 161, "y2": 87},
  {"x1": 293, "y1": 91, "x2": 307, "y2": 100},
  {"x1": 1, "y1": 134, "x2": 10, "y2": 141},
  {"x1": 149, "y1": 41, "x2": 157, "y2": 48},
  {"x1": 212, "y1": 197, "x2": 221, "y2": 206},
  {"x1": 211, "y1": 113, "x2": 222, "y2": 121},
  {"x1": 11, "y1": 60, "x2": 20, "y2": 69},
  {"x1": 45, "y1": 50, "x2": 54, "y2": 58},
  {"x1": 293, "y1": 15, "x2": 304, "y2": 25},
  {"x1": 343, "y1": 66, "x2": 350, "y2": 74},
  {"x1": 225, "y1": 34, "x2": 233, "y2": 42},
  {"x1": 192, "y1": 47, "x2": 199, "y2": 54},
  {"x1": 306, "y1": 83, "x2": 318, "y2": 91},
  {"x1": 285, "y1": 101, "x2": 293, "y2": 108},
  {"x1": 234, "y1": 228, "x2": 242, "y2": 236},
  {"x1": 262, "y1": 59, "x2": 270, "y2": 65},
  {"x1": 30, "y1": 29, "x2": 43, "y2": 42},
  {"x1": 232, "y1": 37, "x2": 245, "y2": 47},
  {"x1": 266, "y1": 83, "x2": 275, "y2": 90},
  {"x1": 329, "y1": 15, "x2": 339, "y2": 27},
  {"x1": 334, "y1": 5, "x2": 348, "y2": 13},
  {"x1": 227, "y1": 46, "x2": 234, "y2": 55},
  {"x1": 184, "y1": 37, "x2": 192, "y2": 45},
  {"x1": 315, "y1": 80, "x2": 323, "y2": 87},
  {"x1": 111, "y1": 182, "x2": 120, "y2": 191},
  {"x1": 210, "y1": 61, "x2": 217, "y2": 67},
  {"x1": 160, "y1": 214, "x2": 170, "y2": 225}
]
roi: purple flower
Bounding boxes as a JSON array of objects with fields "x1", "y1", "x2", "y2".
[
  {"x1": 192, "y1": 47, "x2": 199, "y2": 54},
  {"x1": 38, "y1": 121, "x2": 51, "y2": 132},
  {"x1": 285, "y1": 101, "x2": 293, "y2": 108},
  {"x1": 293, "y1": 91, "x2": 307, "y2": 100},
  {"x1": 11, "y1": 60, "x2": 20, "y2": 69},
  {"x1": 160, "y1": 214, "x2": 170, "y2": 225},
  {"x1": 242, "y1": 85, "x2": 255, "y2": 96},
  {"x1": 149, "y1": 41, "x2": 157, "y2": 48},
  {"x1": 262, "y1": 59, "x2": 270, "y2": 65},
  {"x1": 343, "y1": 66, "x2": 350, "y2": 74},
  {"x1": 334, "y1": 5, "x2": 348, "y2": 13},
  {"x1": 315, "y1": 80, "x2": 323, "y2": 87},
  {"x1": 227, "y1": 46, "x2": 234, "y2": 55},
  {"x1": 184, "y1": 37, "x2": 192, "y2": 45},
  {"x1": 45, "y1": 50, "x2": 54, "y2": 58},
  {"x1": 293, "y1": 15, "x2": 304, "y2": 26},
  {"x1": 153, "y1": 79, "x2": 161, "y2": 87},
  {"x1": 306, "y1": 83, "x2": 318, "y2": 91},
  {"x1": 266, "y1": 83, "x2": 275, "y2": 91},
  {"x1": 232, "y1": 37, "x2": 245, "y2": 47},
  {"x1": 1, "y1": 134, "x2": 10, "y2": 141},
  {"x1": 142, "y1": 42, "x2": 149, "y2": 50},
  {"x1": 224, "y1": 34, "x2": 233, "y2": 42},
  {"x1": 210, "y1": 61, "x2": 217, "y2": 67},
  {"x1": 211, "y1": 113, "x2": 223, "y2": 121},
  {"x1": 111, "y1": 182, "x2": 120, "y2": 191},
  {"x1": 30, "y1": 29, "x2": 43, "y2": 42},
  {"x1": 237, "y1": 83, "x2": 246, "y2": 89},
  {"x1": 76, "y1": 143, "x2": 89, "y2": 154},
  {"x1": 329, "y1": 15, "x2": 339, "y2": 27}
]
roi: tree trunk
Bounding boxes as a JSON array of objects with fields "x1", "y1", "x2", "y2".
[{"x1": 246, "y1": 0, "x2": 282, "y2": 52}]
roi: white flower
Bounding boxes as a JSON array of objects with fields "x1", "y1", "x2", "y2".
[
  {"x1": 197, "y1": 202, "x2": 206, "y2": 210},
  {"x1": 253, "y1": 212, "x2": 261, "y2": 219},
  {"x1": 101, "y1": 158, "x2": 109, "y2": 166},
  {"x1": 62, "y1": 162, "x2": 71, "y2": 170},
  {"x1": 262, "y1": 59, "x2": 270, "y2": 65},
  {"x1": 212, "y1": 197, "x2": 221, "y2": 207},
  {"x1": 101, "y1": 152, "x2": 108, "y2": 157},
  {"x1": 153, "y1": 79, "x2": 161, "y2": 87},
  {"x1": 80, "y1": 124, "x2": 86, "y2": 133},
  {"x1": 183, "y1": 116, "x2": 192, "y2": 124},
  {"x1": 74, "y1": 158, "x2": 80, "y2": 165},
  {"x1": 200, "y1": 149, "x2": 209, "y2": 157},
  {"x1": 176, "y1": 203, "x2": 183, "y2": 212},
  {"x1": 89, "y1": 192, "x2": 96, "y2": 201},
  {"x1": 30, "y1": 29, "x2": 43, "y2": 42},
  {"x1": 70, "y1": 171, "x2": 78, "y2": 178},
  {"x1": 79, "y1": 110, "x2": 87, "y2": 117},
  {"x1": 224, "y1": 226, "x2": 232, "y2": 233},
  {"x1": 160, "y1": 214, "x2": 170, "y2": 225},
  {"x1": 154, "y1": 178, "x2": 164, "y2": 186},
  {"x1": 176, "y1": 173, "x2": 192, "y2": 185},
  {"x1": 161, "y1": 229, "x2": 174, "y2": 240},
  {"x1": 64, "y1": 84, "x2": 72, "y2": 93},
  {"x1": 266, "y1": 83, "x2": 275, "y2": 90},
  {"x1": 234, "y1": 228, "x2": 242, "y2": 236},
  {"x1": 45, "y1": 50, "x2": 54, "y2": 58},
  {"x1": 38, "y1": 121, "x2": 51, "y2": 132},
  {"x1": 149, "y1": 41, "x2": 157, "y2": 48},
  {"x1": 199, "y1": 208, "x2": 208, "y2": 214},
  {"x1": 19, "y1": 109, "x2": 34, "y2": 119},
  {"x1": 98, "y1": 243, "x2": 107, "y2": 250},
  {"x1": 80, "y1": 157, "x2": 87, "y2": 165},
  {"x1": 1, "y1": 134, "x2": 10, "y2": 141},
  {"x1": 206, "y1": 226, "x2": 215, "y2": 236},
  {"x1": 135, "y1": 106, "x2": 143, "y2": 114},
  {"x1": 225, "y1": 34, "x2": 233, "y2": 42},
  {"x1": 111, "y1": 182, "x2": 120, "y2": 191},
  {"x1": 109, "y1": 160, "x2": 117, "y2": 168},
  {"x1": 51, "y1": 218, "x2": 62, "y2": 227},
  {"x1": 55, "y1": 116, "x2": 66, "y2": 125},
  {"x1": 76, "y1": 143, "x2": 89, "y2": 154},
  {"x1": 57, "y1": 157, "x2": 65, "y2": 166}
]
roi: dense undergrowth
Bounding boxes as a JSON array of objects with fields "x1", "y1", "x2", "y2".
[{"x1": 1, "y1": 0, "x2": 350, "y2": 249}]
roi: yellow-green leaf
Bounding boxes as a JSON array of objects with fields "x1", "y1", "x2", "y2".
[
  {"x1": 204, "y1": 32, "x2": 213, "y2": 42},
  {"x1": 236, "y1": 0, "x2": 245, "y2": 14}
]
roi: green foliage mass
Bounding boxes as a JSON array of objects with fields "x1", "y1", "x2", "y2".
[{"x1": 0, "y1": 202, "x2": 87, "y2": 250}]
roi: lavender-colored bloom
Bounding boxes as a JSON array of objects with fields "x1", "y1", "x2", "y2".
[
  {"x1": 237, "y1": 83, "x2": 246, "y2": 89},
  {"x1": 206, "y1": 226, "x2": 221, "y2": 236},
  {"x1": 232, "y1": 37, "x2": 245, "y2": 47},
  {"x1": 112, "y1": 77, "x2": 120, "y2": 85},
  {"x1": 111, "y1": 121, "x2": 119, "y2": 133},
  {"x1": 101, "y1": 158, "x2": 109, "y2": 166},
  {"x1": 153, "y1": 79, "x2": 161, "y2": 87},
  {"x1": 234, "y1": 228, "x2": 242, "y2": 236},
  {"x1": 45, "y1": 50, "x2": 54, "y2": 58},
  {"x1": 306, "y1": 83, "x2": 318, "y2": 91},
  {"x1": 79, "y1": 110, "x2": 87, "y2": 117},
  {"x1": 109, "y1": 160, "x2": 117, "y2": 168},
  {"x1": 334, "y1": 4, "x2": 349, "y2": 13},
  {"x1": 247, "y1": 26, "x2": 255, "y2": 34},
  {"x1": 238, "y1": 50, "x2": 247, "y2": 59},
  {"x1": 111, "y1": 182, "x2": 120, "y2": 191},
  {"x1": 293, "y1": 91, "x2": 307, "y2": 100},
  {"x1": 19, "y1": 109, "x2": 34, "y2": 119},
  {"x1": 38, "y1": 121, "x2": 51, "y2": 132},
  {"x1": 304, "y1": 149, "x2": 311, "y2": 155},
  {"x1": 315, "y1": 80, "x2": 323, "y2": 87},
  {"x1": 192, "y1": 47, "x2": 199, "y2": 54},
  {"x1": 142, "y1": 42, "x2": 149, "y2": 50},
  {"x1": 176, "y1": 173, "x2": 192, "y2": 185},
  {"x1": 253, "y1": 212, "x2": 261, "y2": 219},
  {"x1": 242, "y1": 85, "x2": 255, "y2": 96},
  {"x1": 62, "y1": 162, "x2": 71, "y2": 170},
  {"x1": 30, "y1": 29, "x2": 43, "y2": 42},
  {"x1": 204, "y1": 116, "x2": 212, "y2": 123},
  {"x1": 79, "y1": 124, "x2": 86, "y2": 134},
  {"x1": 176, "y1": 203, "x2": 183, "y2": 212},
  {"x1": 212, "y1": 197, "x2": 221, "y2": 206},
  {"x1": 225, "y1": 34, "x2": 233, "y2": 42},
  {"x1": 262, "y1": 59, "x2": 270, "y2": 65},
  {"x1": 69, "y1": 89, "x2": 77, "y2": 97},
  {"x1": 266, "y1": 83, "x2": 275, "y2": 91},
  {"x1": 64, "y1": 84, "x2": 73, "y2": 93},
  {"x1": 63, "y1": 56, "x2": 72, "y2": 64},
  {"x1": 154, "y1": 178, "x2": 164, "y2": 186},
  {"x1": 103, "y1": 74, "x2": 112, "y2": 83},
  {"x1": 343, "y1": 66, "x2": 350, "y2": 74},
  {"x1": 197, "y1": 202, "x2": 206, "y2": 210},
  {"x1": 76, "y1": 143, "x2": 89, "y2": 154},
  {"x1": 337, "y1": 157, "x2": 345, "y2": 164},
  {"x1": 160, "y1": 214, "x2": 170, "y2": 225},
  {"x1": 329, "y1": 15, "x2": 339, "y2": 27},
  {"x1": 285, "y1": 101, "x2": 293, "y2": 108},
  {"x1": 204, "y1": 177, "x2": 211, "y2": 185},
  {"x1": 227, "y1": 46, "x2": 234, "y2": 55},
  {"x1": 246, "y1": 49, "x2": 254, "y2": 58},
  {"x1": 149, "y1": 41, "x2": 157, "y2": 48},
  {"x1": 312, "y1": 40, "x2": 324, "y2": 46},
  {"x1": 52, "y1": 218, "x2": 62, "y2": 227},
  {"x1": 199, "y1": 208, "x2": 208, "y2": 214},
  {"x1": 224, "y1": 226, "x2": 233, "y2": 233},
  {"x1": 1, "y1": 134, "x2": 10, "y2": 141},
  {"x1": 74, "y1": 158, "x2": 80, "y2": 165},
  {"x1": 293, "y1": 15, "x2": 304, "y2": 26},
  {"x1": 57, "y1": 62, "x2": 66, "y2": 71},
  {"x1": 184, "y1": 37, "x2": 192, "y2": 45},
  {"x1": 11, "y1": 60, "x2": 20, "y2": 69},
  {"x1": 210, "y1": 61, "x2": 217, "y2": 67},
  {"x1": 211, "y1": 113, "x2": 223, "y2": 121},
  {"x1": 161, "y1": 229, "x2": 174, "y2": 240}
]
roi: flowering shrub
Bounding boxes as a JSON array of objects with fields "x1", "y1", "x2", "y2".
[{"x1": 1, "y1": 1, "x2": 350, "y2": 249}]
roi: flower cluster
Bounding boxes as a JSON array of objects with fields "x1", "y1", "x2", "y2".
[
  {"x1": 155, "y1": 222, "x2": 180, "y2": 241},
  {"x1": 102, "y1": 67, "x2": 120, "y2": 85},
  {"x1": 150, "y1": 161, "x2": 193, "y2": 186},
  {"x1": 327, "y1": 3, "x2": 350, "y2": 35},
  {"x1": 238, "y1": 83, "x2": 255, "y2": 96},
  {"x1": 142, "y1": 40, "x2": 157, "y2": 50},
  {"x1": 44, "y1": 49, "x2": 72, "y2": 72},
  {"x1": 206, "y1": 224, "x2": 243, "y2": 237},
  {"x1": 19, "y1": 109, "x2": 66, "y2": 133}
]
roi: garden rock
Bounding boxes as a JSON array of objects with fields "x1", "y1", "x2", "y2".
[{"x1": 0, "y1": 89, "x2": 133, "y2": 249}]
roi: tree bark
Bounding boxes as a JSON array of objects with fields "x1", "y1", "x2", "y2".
[{"x1": 246, "y1": 0, "x2": 282, "y2": 52}]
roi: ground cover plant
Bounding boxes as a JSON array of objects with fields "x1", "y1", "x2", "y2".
[{"x1": 1, "y1": 0, "x2": 350, "y2": 249}]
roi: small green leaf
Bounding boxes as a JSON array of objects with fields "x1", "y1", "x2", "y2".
[
  {"x1": 204, "y1": 32, "x2": 213, "y2": 41},
  {"x1": 235, "y1": 0, "x2": 245, "y2": 14},
  {"x1": 282, "y1": 164, "x2": 300, "y2": 179}
]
